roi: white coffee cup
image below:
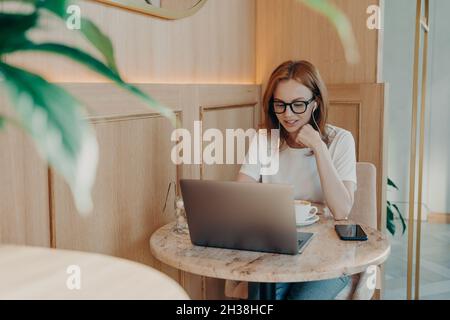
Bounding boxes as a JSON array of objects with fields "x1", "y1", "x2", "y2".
[{"x1": 294, "y1": 200, "x2": 318, "y2": 223}]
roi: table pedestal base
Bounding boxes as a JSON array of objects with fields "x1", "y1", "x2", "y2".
[{"x1": 248, "y1": 283, "x2": 277, "y2": 300}]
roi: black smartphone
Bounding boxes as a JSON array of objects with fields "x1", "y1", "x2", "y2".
[{"x1": 335, "y1": 224, "x2": 368, "y2": 241}]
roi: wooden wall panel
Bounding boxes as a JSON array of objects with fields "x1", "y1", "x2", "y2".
[
  {"x1": 0, "y1": 89, "x2": 50, "y2": 247},
  {"x1": 328, "y1": 102, "x2": 361, "y2": 158},
  {"x1": 201, "y1": 104, "x2": 257, "y2": 181},
  {"x1": 0, "y1": 127, "x2": 51, "y2": 247},
  {"x1": 52, "y1": 113, "x2": 180, "y2": 281},
  {"x1": 328, "y1": 83, "x2": 387, "y2": 230},
  {"x1": 256, "y1": 0, "x2": 380, "y2": 86}
]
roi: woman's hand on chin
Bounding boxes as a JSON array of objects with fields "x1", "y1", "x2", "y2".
[{"x1": 295, "y1": 124, "x2": 323, "y2": 151}]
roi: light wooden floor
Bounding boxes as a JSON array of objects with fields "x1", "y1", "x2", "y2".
[{"x1": 384, "y1": 220, "x2": 450, "y2": 300}]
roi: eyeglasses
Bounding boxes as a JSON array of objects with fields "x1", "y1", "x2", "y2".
[{"x1": 272, "y1": 96, "x2": 316, "y2": 114}]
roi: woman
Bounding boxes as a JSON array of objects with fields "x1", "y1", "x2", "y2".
[{"x1": 237, "y1": 60, "x2": 357, "y2": 300}]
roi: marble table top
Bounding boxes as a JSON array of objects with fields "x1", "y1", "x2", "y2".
[
  {"x1": 150, "y1": 217, "x2": 390, "y2": 283},
  {"x1": 0, "y1": 245, "x2": 189, "y2": 299}
]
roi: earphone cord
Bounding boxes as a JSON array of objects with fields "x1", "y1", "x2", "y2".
[{"x1": 312, "y1": 110, "x2": 323, "y2": 139}]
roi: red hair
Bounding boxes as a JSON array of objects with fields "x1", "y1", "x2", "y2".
[{"x1": 261, "y1": 60, "x2": 330, "y2": 148}]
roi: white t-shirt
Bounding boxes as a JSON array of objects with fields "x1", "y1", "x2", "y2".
[{"x1": 239, "y1": 125, "x2": 357, "y2": 203}]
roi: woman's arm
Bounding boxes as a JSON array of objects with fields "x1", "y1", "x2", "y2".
[
  {"x1": 236, "y1": 136, "x2": 261, "y2": 183},
  {"x1": 312, "y1": 142, "x2": 355, "y2": 220},
  {"x1": 296, "y1": 125, "x2": 355, "y2": 220}
]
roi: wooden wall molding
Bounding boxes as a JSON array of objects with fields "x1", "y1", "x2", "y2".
[
  {"x1": 199, "y1": 102, "x2": 259, "y2": 181},
  {"x1": 428, "y1": 213, "x2": 450, "y2": 224}
]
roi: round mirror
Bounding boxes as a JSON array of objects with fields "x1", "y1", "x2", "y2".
[{"x1": 93, "y1": 0, "x2": 208, "y2": 20}]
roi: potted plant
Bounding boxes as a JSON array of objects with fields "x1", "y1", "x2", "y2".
[{"x1": 387, "y1": 178, "x2": 407, "y2": 235}]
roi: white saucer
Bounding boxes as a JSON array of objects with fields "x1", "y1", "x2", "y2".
[{"x1": 296, "y1": 215, "x2": 320, "y2": 227}]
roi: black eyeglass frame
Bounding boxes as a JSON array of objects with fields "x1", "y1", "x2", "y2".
[{"x1": 271, "y1": 95, "x2": 316, "y2": 115}]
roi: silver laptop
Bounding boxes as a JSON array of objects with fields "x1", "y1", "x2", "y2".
[{"x1": 180, "y1": 179, "x2": 314, "y2": 255}]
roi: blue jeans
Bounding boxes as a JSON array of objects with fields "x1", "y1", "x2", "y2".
[{"x1": 248, "y1": 276, "x2": 350, "y2": 300}]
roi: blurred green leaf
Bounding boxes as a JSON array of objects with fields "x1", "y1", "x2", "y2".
[
  {"x1": 0, "y1": 116, "x2": 5, "y2": 130},
  {"x1": 300, "y1": 0, "x2": 360, "y2": 64},
  {"x1": 0, "y1": 0, "x2": 70, "y2": 23},
  {"x1": 13, "y1": 41, "x2": 176, "y2": 125},
  {"x1": 79, "y1": 17, "x2": 118, "y2": 73},
  {"x1": 387, "y1": 205, "x2": 396, "y2": 235},
  {"x1": 388, "y1": 178, "x2": 399, "y2": 190},
  {"x1": 35, "y1": 0, "x2": 68, "y2": 17},
  {"x1": 392, "y1": 203, "x2": 407, "y2": 235},
  {"x1": 1, "y1": 1, "x2": 118, "y2": 72},
  {"x1": 0, "y1": 12, "x2": 37, "y2": 54},
  {"x1": 0, "y1": 61, "x2": 98, "y2": 213},
  {"x1": 386, "y1": 177, "x2": 406, "y2": 236},
  {"x1": 35, "y1": 0, "x2": 119, "y2": 73}
]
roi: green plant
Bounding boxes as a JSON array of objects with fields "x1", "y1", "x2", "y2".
[
  {"x1": 387, "y1": 178, "x2": 407, "y2": 236},
  {"x1": 0, "y1": 0, "x2": 175, "y2": 213}
]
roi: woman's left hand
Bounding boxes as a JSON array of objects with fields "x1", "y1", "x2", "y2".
[{"x1": 295, "y1": 124, "x2": 323, "y2": 151}]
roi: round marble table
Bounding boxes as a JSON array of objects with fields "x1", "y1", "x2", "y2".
[
  {"x1": 150, "y1": 217, "x2": 390, "y2": 283},
  {"x1": 0, "y1": 245, "x2": 189, "y2": 299}
]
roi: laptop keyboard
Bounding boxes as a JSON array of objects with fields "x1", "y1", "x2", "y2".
[{"x1": 297, "y1": 232, "x2": 314, "y2": 253}]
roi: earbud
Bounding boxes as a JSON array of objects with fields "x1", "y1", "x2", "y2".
[
  {"x1": 311, "y1": 103, "x2": 322, "y2": 138},
  {"x1": 313, "y1": 101, "x2": 318, "y2": 113}
]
